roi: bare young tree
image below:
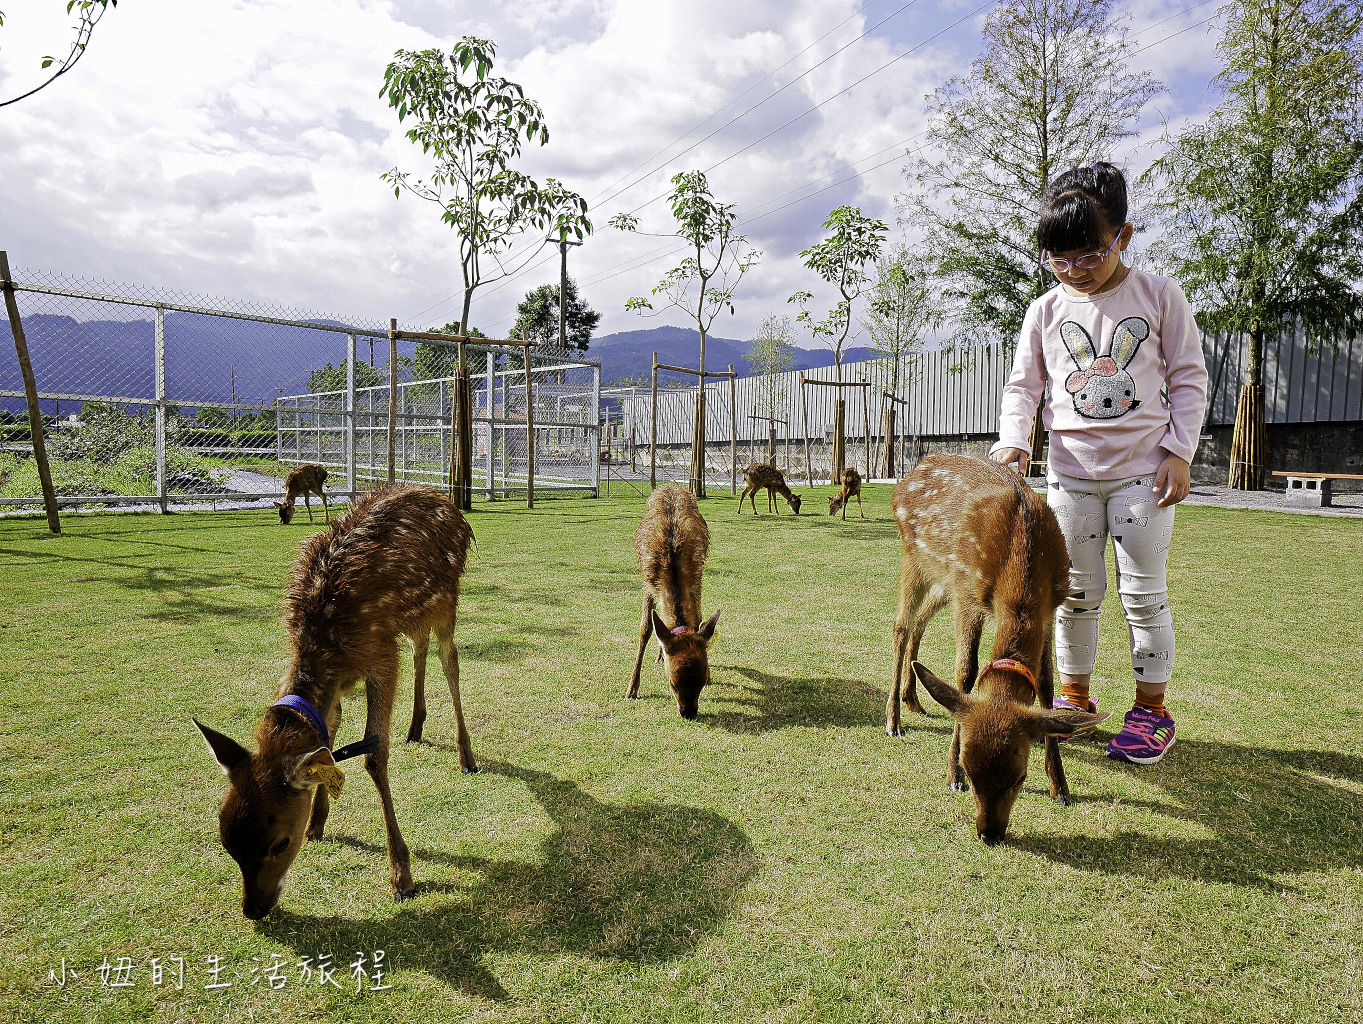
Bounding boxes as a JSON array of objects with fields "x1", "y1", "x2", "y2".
[{"x1": 746, "y1": 313, "x2": 796, "y2": 464}]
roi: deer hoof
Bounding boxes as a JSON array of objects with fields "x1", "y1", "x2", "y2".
[
  {"x1": 461, "y1": 763, "x2": 479, "y2": 775},
  {"x1": 405, "y1": 728, "x2": 423, "y2": 744},
  {"x1": 1053, "y1": 792, "x2": 1072, "y2": 807},
  {"x1": 886, "y1": 725, "x2": 904, "y2": 737},
  {"x1": 949, "y1": 780, "x2": 970, "y2": 794},
  {"x1": 395, "y1": 886, "x2": 416, "y2": 903}
]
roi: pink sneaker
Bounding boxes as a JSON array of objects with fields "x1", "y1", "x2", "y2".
[{"x1": 1106, "y1": 706, "x2": 1176, "y2": 764}]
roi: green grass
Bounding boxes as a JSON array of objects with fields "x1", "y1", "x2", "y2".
[{"x1": 1, "y1": 485, "x2": 1360, "y2": 1024}]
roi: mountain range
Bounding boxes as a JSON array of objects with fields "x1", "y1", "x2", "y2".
[{"x1": 2, "y1": 315, "x2": 877, "y2": 414}]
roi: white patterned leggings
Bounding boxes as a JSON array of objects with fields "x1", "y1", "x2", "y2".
[{"x1": 1047, "y1": 471, "x2": 1176, "y2": 686}]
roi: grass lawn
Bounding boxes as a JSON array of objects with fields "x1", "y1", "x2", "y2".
[{"x1": 1, "y1": 483, "x2": 1360, "y2": 1024}]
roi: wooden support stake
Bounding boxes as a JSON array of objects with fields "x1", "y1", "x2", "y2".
[
  {"x1": 729, "y1": 363, "x2": 737, "y2": 495},
  {"x1": 0, "y1": 252, "x2": 59, "y2": 533}
]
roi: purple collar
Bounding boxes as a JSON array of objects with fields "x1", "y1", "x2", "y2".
[{"x1": 273, "y1": 694, "x2": 329, "y2": 747}]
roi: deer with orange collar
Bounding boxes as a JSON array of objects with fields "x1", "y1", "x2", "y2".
[{"x1": 887, "y1": 454, "x2": 1108, "y2": 842}]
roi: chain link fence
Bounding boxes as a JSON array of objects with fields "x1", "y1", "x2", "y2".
[{"x1": 1, "y1": 266, "x2": 600, "y2": 513}]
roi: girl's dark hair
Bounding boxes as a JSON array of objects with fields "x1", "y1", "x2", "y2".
[{"x1": 1036, "y1": 162, "x2": 1128, "y2": 255}]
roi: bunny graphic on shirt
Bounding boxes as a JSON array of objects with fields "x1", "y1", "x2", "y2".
[{"x1": 1059, "y1": 316, "x2": 1149, "y2": 420}]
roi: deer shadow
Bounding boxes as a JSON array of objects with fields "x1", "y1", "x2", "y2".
[
  {"x1": 1007, "y1": 739, "x2": 1363, "y2": 888},
  {"x1": 258, "y1": 761, "x2": 759, "y2": 1001},
  {"x1": 699, "y1": 664, "x2": 950, "y2": 736}
]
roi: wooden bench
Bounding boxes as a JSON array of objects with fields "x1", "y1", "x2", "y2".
[{"x1": 1271, "y1": 471, "x2": 1363, "y2": 508}]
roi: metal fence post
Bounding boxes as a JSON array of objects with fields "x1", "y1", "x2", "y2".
[
  {"x1": 485, "y1": 351, "x2": 494, "y2": 499},
  {"x1": 591, "y1": 360, "x2": 601, "y2": 498},
  {"x1": 346, "y1": 333, "x2": 356, "y2": 496},
  {"x1": 155, "y1": 305, "x2": 167, "y2": 513}
]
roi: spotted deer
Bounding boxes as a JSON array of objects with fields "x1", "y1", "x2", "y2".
[
  {"x1": 828, "y1": 467, "x2": 864, "y2": 519},
  {"x1": 196, "y1": 485, "x2": 477, "y2": 918},
  {"x1": 628, "y1": 485, "x2": 720, "y2": 719},
  {"x1": 887, "y1": 454, "x2": 1108, "y2": 843},
  {"x1": 738, "y1": 462, "x2": 802, "y2": 515},
  {"x1": 275, "y1": 463, "x2": 329, "y2": 524}
]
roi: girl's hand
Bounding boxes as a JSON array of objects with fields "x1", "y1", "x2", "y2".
[
  {"x1": 1154, "y1": 454, "x2": 1191, "y2": 507},
  {"x1": 990, "y1": 447, "x2": 1030, "y2": 475}
]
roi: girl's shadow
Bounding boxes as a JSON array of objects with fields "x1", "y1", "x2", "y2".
[
  {"x1": 1009, "y1": 740, "x2": 1363, "y2": 888},
  {"x1": 259, "y1": 761, "x2": 759, "y2": 1000}
]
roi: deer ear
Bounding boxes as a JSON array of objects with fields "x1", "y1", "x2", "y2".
[
  {"x1": 913, "y1": 662, "x2": 972, "y2": 717},
  {"x1": 1030, "y1": 707, "x2": 1111, "y2": 739},
  {"x1": 288, "y1": 747, "x2": 343, "y2": 797},
  {"x1": 699, "y1": 608, "x2": 721, "y2": 645},
  {"x1": 650, "y1": 609, "x2": 675, "y2": 649},
  {"x1": 195, "y1": 719, "x2": 251, "y2": 775}
]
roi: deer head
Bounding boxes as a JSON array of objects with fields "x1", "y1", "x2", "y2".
[
  {"x1": 651, "y1": 609, "x2": 720, "y2": 719},
  {"x1": 914, "y1": 663, "x2": 1108, "y2": 843},
  {"x1": 195, "y1": 719, "x2": 338, "y2": 919},
  {"x1": 274, "y1": 500, "x2": 296, "y2": 525},
  {"x1": 788, "y1": 493, "x2": 802, "y2": 514}
]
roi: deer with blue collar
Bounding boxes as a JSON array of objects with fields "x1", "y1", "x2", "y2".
[
  {"x1": 195, "y1": 485, "x2": 476, "y2": 918},
  {"x1": 887, "y1": 455, "x2": 1108, "y2": 842}
]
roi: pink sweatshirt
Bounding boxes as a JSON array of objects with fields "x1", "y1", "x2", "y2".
[{"x1": 990, "y1": 267, "x2": 1208, "y2": 480}]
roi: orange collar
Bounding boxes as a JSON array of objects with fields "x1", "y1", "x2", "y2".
[{"x1": 984, "y1": 658, "x2": 1038, "y2": 694}]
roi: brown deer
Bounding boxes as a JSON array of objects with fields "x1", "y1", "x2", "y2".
[
  {"x1": 195, "y1": 485, "x2": 477, "y2": 918},
  {"x1": 275, "y1": 463, "x2": 329, "y2": 524},
  {"x1": 828, "y1": 467, "x2": 864, "y2": 519},
  {"x1": 628, "y1": 485, "x2": 720, "y2": 719},
  {"x1": 887, "y1": 454, "x2": 1108, "y2": 843},
  {"x1": 737, "y1": 462, "x2": 802, "y2": 515}
]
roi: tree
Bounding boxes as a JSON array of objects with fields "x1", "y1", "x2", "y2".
[
  {"x1": 788, "y1": 204, "x2": 886, "y2": 481},
  {"x1": 1142, "y1": 0, "x2": 1363, "y2": 490},
  {"x1": 413, "y1": 325, "x2": 486, "y2": 382},
  {"x1": 612, "y1": 170, "x2": 761, "y2": 497},
  {"x1": 746, "y1": 313, "x2": 797, "y2": 463},
  {"x1": 511, "y1": 278, "x2": 601, "y2": 355},
  {"x1": 308, "y1": 360, "x2": 388, "y2": 394},
  {"x1": 0, "y1": 1, "x2": 117, "y2": 108},
  {"x1": 899, "y1": 0, "x2": 1162, "y2": 355},
  {"x1": 380, "y1": 37, "x2": 592, "y2": 339},
  {"x1": 862, "y1": 245, "x2": 941, "y2": 476}
]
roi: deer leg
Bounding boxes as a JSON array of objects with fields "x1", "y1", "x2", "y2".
[
  {"x1": 628, "y1": 593, "x2": 654, "y2": 699},
  {"x1": 361, "y1": 651, "x2": 414, "y2": 900},
  {"x1": 1039, "y1": 633, "x2": 1071, "y2": 804},
  {"x1": 304, "y1": 493, "x2": 314, "y2": 523},
  {"x1": 406, "y1": 631, "x2": 429, "y2": 743},
  {"x1": 840, "y1": 495, "x2": 847, "y2": 520},
  {"x1": 948, "y1": 721, "x2": 968, "y2": 793},
  {"x1": 953, "y1": 604, "x2": 985, "y2": 694},
  {"x1": 321, "y1": 489, "x2": 330, "y2": 522},
  {"x1": 888, "y1": 563, "x2": 927, "y2": 734},
  {"x1": 307, "y1": 787, "x2": 331, "y2": 841},
  {"x1": 434, "y1": 626, "x2": 477, "y2": 774},
  {"x1": 857, "y1": 492, "x2": 865, "y2": 518}
]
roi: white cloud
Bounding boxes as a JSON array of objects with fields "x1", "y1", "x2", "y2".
[{"x1": 0, "y1": 0, "x2": 1223, "y2": 347}]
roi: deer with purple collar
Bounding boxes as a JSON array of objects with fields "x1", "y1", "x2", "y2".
[
  {"x1": 195, "y1": 485, "x2": 476, "y2": 918},
  {"x1": 887, "y1": 454, "x2": 1108, "y2": 843},
  {"x1": 628, "y1": 485, "x2": 720, "y2": 719}
]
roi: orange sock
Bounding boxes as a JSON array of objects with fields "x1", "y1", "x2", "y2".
[
  {"x1": 1134, "y1": 691, "x2": 1169, "y2": 718},
  {"x1": 1060, "y1": 682, "x2": 1091, "y2": 708}
]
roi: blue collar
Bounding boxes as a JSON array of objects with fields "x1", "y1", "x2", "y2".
[{"x1": 272, "y1": 694, "x2": 329, "y2": 747}]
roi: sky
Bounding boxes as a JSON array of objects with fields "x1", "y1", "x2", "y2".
[{"x1": 0, "y1": 0, "x2": 1225, "y2": 346}]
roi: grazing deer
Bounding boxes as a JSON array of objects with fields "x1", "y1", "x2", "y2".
[
  {"x1": 628, "y1": 485, "x2": 720, "y2": 719},
  {"x1": 828, "y1": 467, "x2": 865, "y2": 519},
  {"x1": 275, "y1": 463, "x2": 329, "y2": 524},
  {"x1": 887, "y1": 454, "x2": 1108, "y2": 843},
  {"x1": 738, "y1": 462, "x2": 802, "y2": 515},
  {"x1": 196, "y1": 485, "x2": 477, "y2": 917}
]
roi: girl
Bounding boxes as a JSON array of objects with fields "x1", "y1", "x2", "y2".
[{"x1": 989, "y1": 162, "x2": 1208, "y2": 765}]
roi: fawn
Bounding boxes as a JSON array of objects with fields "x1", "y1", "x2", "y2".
[
  {"x1": 887, "y1": 454, "x2": 1108, "y2": 843},
  {"x1": 828, "y1": 467, "x2": 864, "y2": 519},
  {"x1": 628, "y1": 485, "x2": 720, "y2": 719},
  {"x1": 275, "y1": 463, "x2": 329, "y2": 524},
  {"x1": 196, "y1": 485, "x2": 477, "y2": 917},
  {"x1": 738, "y1": 462, "x2": 802, "y2": 515}
]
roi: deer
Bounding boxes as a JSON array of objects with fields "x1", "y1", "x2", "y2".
[
  {"x1": 886, "y1": 454, "x2": 1108, "y2": 844},
  {"x1": 195, "y1": 484, "x2": 477, "y2": 918},
  {"x1": 275, "y1": 463, "x2": 329, "y2": 524},
  {"x1": 737, "y1": 462, "x2": 802, "y2": 515},
  {"x1": 828, "y1": 467, "x2": 865, "y2": 519},
  {"x1": 627, "y1": 485, "x2": 720, "y2": 720}
]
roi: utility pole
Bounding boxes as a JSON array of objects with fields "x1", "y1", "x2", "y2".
[{"x1": 550, "y1": 233, "x2": 583, "y2": 354}]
